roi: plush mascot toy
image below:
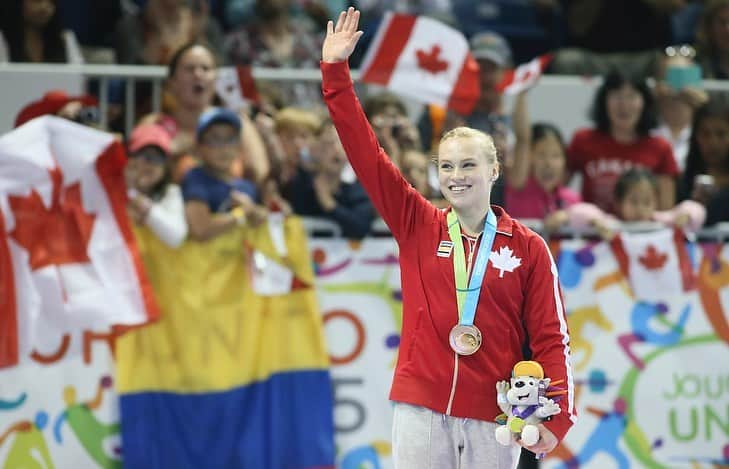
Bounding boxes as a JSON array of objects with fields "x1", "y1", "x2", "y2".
[{"x1": 494, "y1": 360, "x2": 564, "y2": 446}]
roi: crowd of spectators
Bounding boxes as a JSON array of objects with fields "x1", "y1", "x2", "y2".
[{"x1": 2, "y1": 0, "x2": 728, "y2": 242}]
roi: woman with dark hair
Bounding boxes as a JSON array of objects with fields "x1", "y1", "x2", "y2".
[
  {"x1": 0, "y1": 0, "x2": 83, "y2": 63},
  {"x1": 138, "y1": 42, "x2": 269, "y2": 184},
  {"x1": 568, "y1": 69, "x2": 679, "y2": 214},
  {"x1": 680, "y1": 101, "x2": 729, "y2": 225}
]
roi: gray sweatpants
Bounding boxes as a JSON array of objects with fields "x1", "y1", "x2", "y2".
[{"x1": 392, "y1": 402, "x2": 521, "y2": 469}]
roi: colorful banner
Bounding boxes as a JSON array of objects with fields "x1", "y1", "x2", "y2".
[
  {"x1": 311, "y1": 237, "x2": 729, "y2": 469},
  {"x1": 1, "y1": 235, "x2": 728, "y2": 468},
  {"x1": 0, "y1": 332, "x2": 120, "y2": 468}
]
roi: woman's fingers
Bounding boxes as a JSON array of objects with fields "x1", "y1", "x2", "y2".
[
  {"x1": 326, "y1": 20, "x2": 334, "y2": 37},
  {"x1": 349, "y1": 31, "x2": 364, "y2": 49},
  {"x1": 343, "y1": 7, "x2": 355, "y2": 32},
  {"x1": 334, "y1": 10, "x2": 346, "y2": 33}
]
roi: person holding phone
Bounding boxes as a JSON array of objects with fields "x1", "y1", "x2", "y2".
[
  {"x1": 652, "y1": 45, "x2": 708, "y2": 171},
  {"x1": 321, "y1": 8, "x2": 576, "y2": 468}
]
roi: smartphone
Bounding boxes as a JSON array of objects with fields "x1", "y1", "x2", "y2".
[{"x1": 666, "y1": 64, "x2": 702, "y2": 91}]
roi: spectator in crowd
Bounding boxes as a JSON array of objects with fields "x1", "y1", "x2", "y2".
[
  {"x1": 14, "y1": 89, "x2": 100, "y2": 128},
  {"x1": 182, "y1": 107, "x2": 266, "y2": 241},
  {"x1": 139, "y1": 42, "x2": 269, "y2": 184},
  {"x1": 0, "y1": 0, "x2": 83, "y2": 63},
  {"x1": 695, "y1": 0, "x2": 729, "y2": 79},
  {"x1": 125, "y1": 123, "x2": 188, "y2": 248},
  {"x1": 273, "y1": 107, "x2": 321, "y2": 191},
  {"x1": 365, "y1": 92, "x2": 422, "y2": 168},
  {"x1": 56, "y1": 0, "x2": 122, "y2": 51},
  {"x1": 400, "y1": 148, "x2": 447, "y2": 207},
  {"x1": 114, "y1": 0, "x2": 225, "y2": 66},
  {"x1": 453, "y1": 0, "x2": 563, "y2": 64},
  {"x1": 505, "y1": 91, "x2": 581, "y2": 233},
  {"x1": 549, "y1": 0, "x2": 680, "y2": 78},
  {"x1": 225, "y1": 0, "x2": 323, "y2": 106},
  {"x1": 680, "y1": 101, "x2": 729, "y2": 225},
  {"x1": 652, "y1": 45, "x2": 708, "y2": 171},
  {"x1": 568, "y1": 69, "x2": 679, "y2": 215},
  {"x1": 568, "y1": 168, "x2": 706, "y2": 238},
  {"x1": 286, "y1": 120, "x2": 375, "y2": 239},
  {"x1": 113, "y1": 1, "x2": 227, "y2": 125}
]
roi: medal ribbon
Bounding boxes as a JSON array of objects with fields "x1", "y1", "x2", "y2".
[{"x1": 446, "y1": 209, "x2": 497, "y2": 326}]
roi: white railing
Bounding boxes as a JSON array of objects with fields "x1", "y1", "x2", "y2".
[{"x1": 4, "y1": 62, "x2": 729, "y2": 136}]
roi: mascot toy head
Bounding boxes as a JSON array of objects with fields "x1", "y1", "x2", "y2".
[{"x1": 507, "y1": 361, "x2": 551, "y2": 406}]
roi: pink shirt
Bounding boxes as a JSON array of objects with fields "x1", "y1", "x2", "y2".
[{"x1": 505, "y1": 177, "x2": 582, "y2": 220}]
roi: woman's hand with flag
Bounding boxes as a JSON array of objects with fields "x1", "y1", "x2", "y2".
[{"x1": 322, "y1": 7, "x2": 364, "y2": 63}]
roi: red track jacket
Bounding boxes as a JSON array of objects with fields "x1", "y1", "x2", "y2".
[{"x1": 322, "y1": 60, "x2": 576, "y2": 442}]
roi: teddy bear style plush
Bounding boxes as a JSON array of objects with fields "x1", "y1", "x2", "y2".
[{"x1": 494, "y1": 360, "x2": 563, "y2": 446}]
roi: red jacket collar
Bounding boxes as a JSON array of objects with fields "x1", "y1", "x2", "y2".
[{"x1": 442, "y1": 205, "x2": 514, "y2": 237}]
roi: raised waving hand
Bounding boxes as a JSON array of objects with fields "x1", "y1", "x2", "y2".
[{"x1": 322, "y1": 7, "x2": 364, "y2": 63}]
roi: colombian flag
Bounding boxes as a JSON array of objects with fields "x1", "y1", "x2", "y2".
[{"x1": 115, "y1": 218, "x2": 334, "y2": 468}]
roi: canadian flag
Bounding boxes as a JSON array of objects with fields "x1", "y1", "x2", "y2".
[
  {"x1": 359, "y1": 13, "x2": 480, "y2": 115},
  {"x1": 496, "y1": 54, "x2": 553, "y2": 95},
  {"x1": 610, "y1": 228, "x2": 695, "y2": 302},
  {"x1": 216, "y1": 65, "x2": 261, "y2": 112},
  {"x1": 0, "y1": 116, "x2": 159, "y2": 367}
]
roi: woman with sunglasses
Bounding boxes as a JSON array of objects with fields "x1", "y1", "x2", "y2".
[{"x1": 125, "y1": 123, "x2": 188, "y2": 248}]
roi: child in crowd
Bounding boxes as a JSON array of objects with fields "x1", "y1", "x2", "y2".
[
  {"x1": 400, "y1": 148, "x2": 447, "y2": 208},
  {"x1": 505, "y1": 91, "x2": 582, "y2": 232},
  {"x1": 364, "y1": 92, "x2": 423, "y2": 167},
  {"x1": 286, "y1": 120, "x2": 375, "y2": 239},
  {"x1": 568, "y1": 168, "x2": 706, "y2": 239},
  {"x1": 126, "y1": 124, "x2": 188, "y2": 248},
  {"x1": 274, "y1": 107, "x2": 321, "y2": 185},
  {"x1": 680, "y1": 101, "x2": 729, "y2": 226},
  {"x1": 182, "y1": 107, "x2": 266, "y2": 241}
]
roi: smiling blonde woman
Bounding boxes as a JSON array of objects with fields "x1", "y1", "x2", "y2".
[{"x1": 321, "y1": 7, "x2": 577, "y2": 468}]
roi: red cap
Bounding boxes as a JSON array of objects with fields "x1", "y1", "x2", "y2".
[
  {"x1": 14, "y1": 90, "x2": 98, "y2": 128},
  {"x1": 128, "y1": 124, "x2": 172, "y2": 156}
]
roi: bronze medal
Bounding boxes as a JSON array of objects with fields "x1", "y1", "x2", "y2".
[{"x1": 449, "y1": 324, "x2": 482, "y2": 355}]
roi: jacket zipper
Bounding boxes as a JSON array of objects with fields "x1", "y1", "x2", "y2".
[{"x1": 446, "y1": 233, "x2": 479, "y2": 415}]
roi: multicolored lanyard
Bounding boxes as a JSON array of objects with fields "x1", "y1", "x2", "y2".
[{"x1": 446, "y1": 209, "x2": 497, "y2": 326}]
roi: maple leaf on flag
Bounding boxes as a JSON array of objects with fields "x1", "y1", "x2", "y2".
[
  {"x1": 8, "y1": 166, "x2": 95, "y2": 270},
  {"x1": 416, "y1": 45, "x2": 449, "y2": 74},
  {"x1": 489, "y1": 246, "x2": 522, "y2": 278},
  {"x1": 638, "y1": 245, "x2": 667, "y2": 270}
]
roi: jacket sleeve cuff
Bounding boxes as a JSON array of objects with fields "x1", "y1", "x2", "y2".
[
  {"x1": 543, "y1": 412, "x2": 574, "y2": 443},
  {"x1": 320, "y1": 60, "x2": 353, "y2": 91}
]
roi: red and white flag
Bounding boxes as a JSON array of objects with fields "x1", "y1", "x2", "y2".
[
  {"x1": 610, "y1": 228, "x2": 695, "y2": 302},
  {"x1": 0, "y1": 116, "x2": 159, "y2": 367},
  {"x1": 496, "y1": 54, "x2": 553, "y2": 95},
  {"x1": 359, "y1": 13, "x2": 480, "y2": 115},
  {"x1": 216, "y1": 65, "x2": 261, "y2": 112}
]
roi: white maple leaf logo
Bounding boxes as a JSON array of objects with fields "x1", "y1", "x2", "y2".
[{"x1": 489, "y1": 246, "x2": 522, "y2": 278}]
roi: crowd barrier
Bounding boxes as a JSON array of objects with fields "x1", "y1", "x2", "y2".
[
  {"x1": 4, "y1": 62, "x2": 729, "y2": 138},
  {"x1": 0, "y1": 219, "x2": 727, "y2": 468}
]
